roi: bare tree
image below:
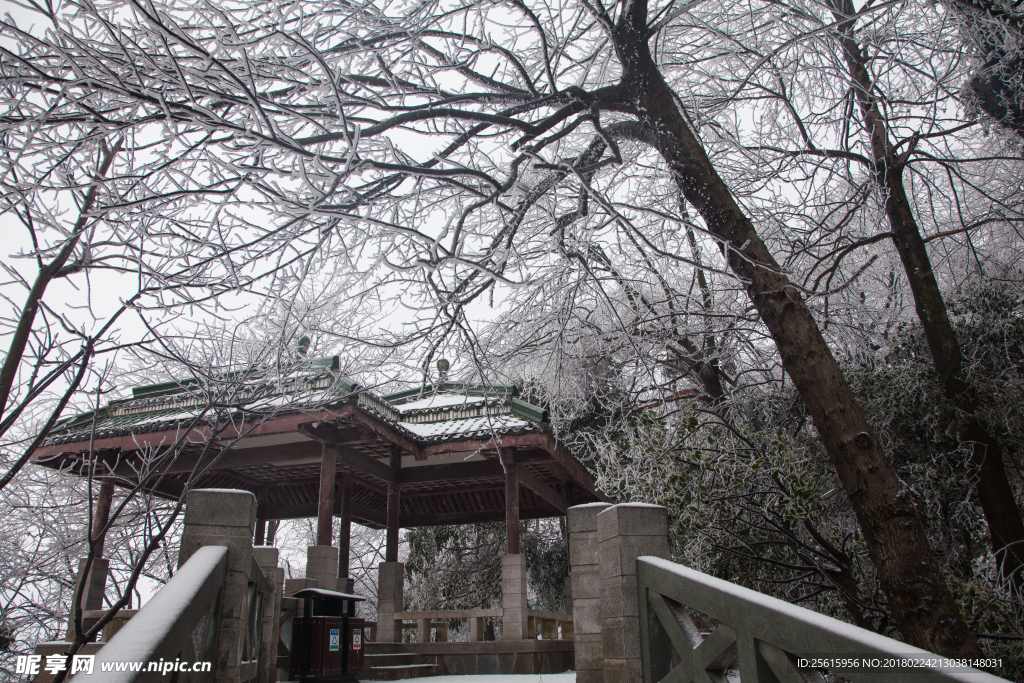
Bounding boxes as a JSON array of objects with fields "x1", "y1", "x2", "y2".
[
  {"x1": 6, "y1": 0, "x2": 1017, "y2": 654},
  {"x1": 698, "y1": 0, "x2": 1024, "y2": 593}
]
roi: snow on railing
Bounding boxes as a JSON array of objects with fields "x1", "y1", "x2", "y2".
[
  {"x1": 90, "y1": 546, "x2": 228, "y2": 682},
  {"x1": 637, "y1": 556, "x2": 1010, "y2": 683}
]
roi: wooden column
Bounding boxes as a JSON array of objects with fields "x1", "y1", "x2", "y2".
[
  {"x1": 338, "y1": 475, "x2": 353, "y2": 579},
  {"x1": 266, "y1": 520, "x2": 279, "y2": 546},
  {"x1": 386, "y1": 447, "x2": 402, "y2": 562},
  {"x1": 255, "y1": 486, "x2": 267, "y2": 545},
  {"x1": 317, "y1": 446, "x2": 337, "y2": 546},
  {"x1": 92, "y1": 478, "x2": 115, "y2": 558},
  {"x1": 502, "y1": 451, "x2": 520, "y2": 554}
]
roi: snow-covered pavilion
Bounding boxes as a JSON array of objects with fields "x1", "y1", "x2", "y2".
[{"x1": 31, "y1": 355, "x2": 609, "y2": 675}]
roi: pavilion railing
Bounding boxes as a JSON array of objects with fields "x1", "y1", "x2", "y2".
[
  {"x1": 89, "y1": 546, "x2": 227, "y2": 683},
  {"x1": 637, "y1": 556, "x2": 1010, "y2": 683},
  {"x1": 366, "y1": 608, "x2": 573, "y2": 642}
]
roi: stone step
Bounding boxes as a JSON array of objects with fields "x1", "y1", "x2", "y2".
[
  {"x1": 364, "y1": 652, "x2": 424, "y2": 668},
  {"x1": 369, "y1": 663, "x2": 442, "y2": 680}
]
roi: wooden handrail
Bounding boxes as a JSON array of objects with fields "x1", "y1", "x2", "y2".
[
  {"x1": 526, "y1": 609, "x2": 572, "y2": 622},
  {"x1": 394, "y1": 609, "x2": 502, "y2": 619}
]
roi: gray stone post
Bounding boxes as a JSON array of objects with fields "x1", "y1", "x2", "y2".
[
  {"x1": 179, "y1": 488, "x2": 258, "y2": 683},
  {"x1": 253, "y1": 547, "x2": 283, "y2": 683},
  {"x1": 598, "y1": 503, "x2": 670, "y2": 683},
  {"x1": 376, "y1": 561, "x2": 404, "y2": 642},
  {"x1": 306, "y1": 544, "x2": 340, "y2": 591},
  {"x1": 501, "y1": 553, "x2": 529, "y2": 640},
  {"x1": 568, "y1": 502, "x2": 611, "y2": 683}
]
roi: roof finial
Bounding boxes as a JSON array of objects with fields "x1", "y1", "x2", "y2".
[
  {"x1": 297, "y1": 336, "x2": 311, "y2": 357},
  {"x1": 436, "y1": 357, "x2": 450, "y2": 384}
]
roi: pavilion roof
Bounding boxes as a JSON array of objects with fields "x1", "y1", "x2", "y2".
[
  {"x1": 41, "y1": 355, "x2": 547, "y2": 448},
  {"x1": 31, "y1": 355, "x2": 608, "y2": 527}
]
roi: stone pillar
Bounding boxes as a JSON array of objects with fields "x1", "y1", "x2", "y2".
[
  {"x1": 178, "y1": 488, "x2": 258, "y2": 683},
  {"x1": 568, "y1": 502, "x2": 611, "y2": 683},
  {"x1": 376, "y1": 561, "x2": 404, "y2": 642},
  {"x1": 64, "y1": 557, "x2": 110, "y2": 641},
  {"x1": 501, "y1": 553, "x2": 529, "y2": 640},
  {"x1": 306, "y1": 545, "x2": 340, "y2": 591},
  {"x1": 598, "y1": 504, "x2": 670, "y2": 683},
  {"x1": 253, "y1": 547, "x2": 283, "y2": 683}
]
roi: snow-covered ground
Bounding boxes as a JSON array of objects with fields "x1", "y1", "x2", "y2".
[{"x1": 366, "y1": 674, "x2": 576, "y2": 683}]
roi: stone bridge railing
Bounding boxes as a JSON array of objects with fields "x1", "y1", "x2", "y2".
[
  {"x1": 75, "y1": 490, "x2": 283, "y2": 683},
  {"x1": 567, "y1": 502, "x2": 1011, "y2": 683},
  {"x1": 637, "y1": 555, "x2": 1008, "y2": 683}
]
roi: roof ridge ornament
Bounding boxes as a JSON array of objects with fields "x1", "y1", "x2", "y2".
[{"x1": 436, "y1": 357, "x2": 450, "y2": 385}]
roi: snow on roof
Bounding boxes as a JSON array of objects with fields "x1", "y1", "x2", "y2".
[
  {"x1": 399, "y1": 415, "x2": 537, "y2": 442},
  {"x1": 397, "y1": 394, "x2": 487, "y2": 413},
  {"x1": 40, "y1": 362, "x2": 548, "y2": 448}
]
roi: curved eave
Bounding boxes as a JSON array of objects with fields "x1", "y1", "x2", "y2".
[{"x1": 30, "y1": 403, "x2": 610, "y2": 504}]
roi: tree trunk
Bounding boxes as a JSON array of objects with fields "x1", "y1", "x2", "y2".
[
  {"x1": 608, "y1": 0, "x2": 980, "y2": 656},
  {"x1": 837, "y1": 23, "x2": 1024, "y2": 593}
]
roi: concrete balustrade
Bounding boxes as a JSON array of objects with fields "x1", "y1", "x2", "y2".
[
  {"x1": 568, "y1": 502, "x2": 611, "y2": 683},
  {"x1": 597, "y1": 503, "x2": 670, "y2": 683},
  {"x1": 178, "y1": 488, "x2": 260, "y2": 683},
  {"x1": 567, "y1": 502, "x2": 672, "y2": 683},
  {"x1": 253, "y1": 547, "x2": 283, "y2": 683}
]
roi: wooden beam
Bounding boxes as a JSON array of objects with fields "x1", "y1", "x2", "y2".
[
  {"x1": 297, "y1": 422, "x2": 363, "y2": 445},
  {"x1": 337, "y1": 446, "x2": 394, "y2": 483},
  {"x1": 32, "y1": 408, "x2": 352, "y2": 460},
  {"x1": 396, "y1": 451, "x2": 548, "y2": 485},
  {"x1": 280, "y1": 472, "x2": 388, "y2": 496},
  {"x1": 538, "y1": 433, "x2": 612, "y2": 502},
  {"x1": 399, "y1": 459, "x2": 504, "y2": 484},
  {"x1": 416, "y1": 431, "x2": 607, "y2": 500},
  {"x1": 517, "y1": 465, "x2": 568, "y2": 514},
  {"x1": 343, "y1": 406, "x2": 423, "y2": 459},
  {"x1": 257, "y1": 500, "x2": 387, "y2": 527},
  {"x1": 353, "y1": 502, "x2": 387, "y2": 528},
  {"x1": 145, "y1": 440, "x2": 324, "y2": 475},
  {"x1": 400, "y1": 483, "x2": 504, "y2": 499}
]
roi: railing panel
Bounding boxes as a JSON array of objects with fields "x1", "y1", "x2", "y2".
[
  {"x1": 90, "y1": 546, "x2": 228, "y2": 683},
  {"x1": 241, "y1": 554, "x2": 268, "y2": 675},
  {"x1": 637, "y1": 556, "x2": 1009, "y2": 683}
]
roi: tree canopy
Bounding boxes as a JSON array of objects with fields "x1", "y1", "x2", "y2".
[{"x1": 2, "y1": 0, "x2": 1023, "y2": 669}]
